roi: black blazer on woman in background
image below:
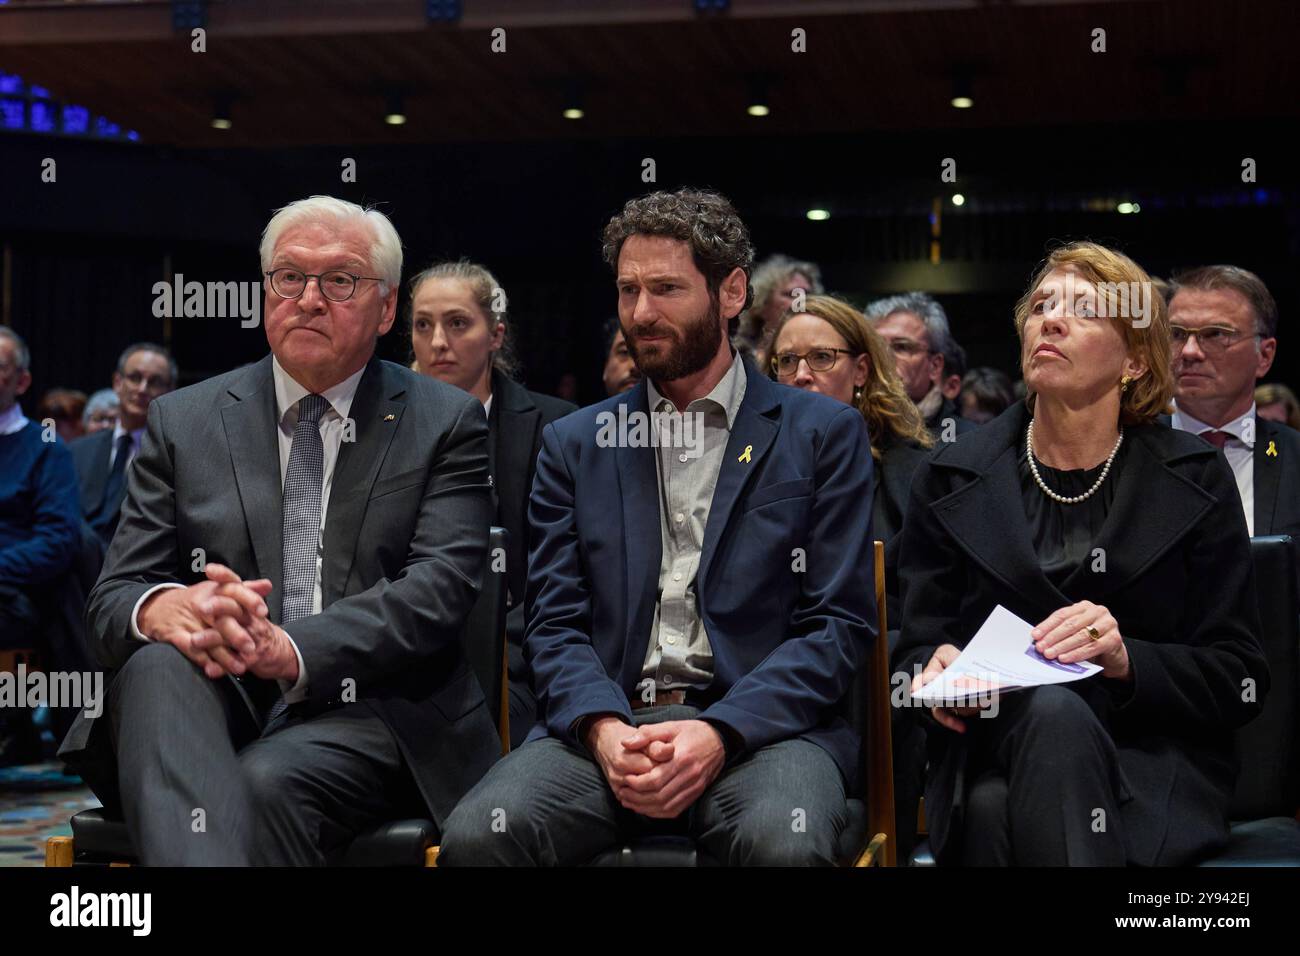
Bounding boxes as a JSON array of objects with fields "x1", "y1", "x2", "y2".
[
  {"x1": 486, "y1": 369, "x2": 576, "y2": 746},
  {"x1": 892, "y1": 401, "x2": 1269, "y2": 866},
  {"x1": 872, "y1": 435, "x2": 931, "y2": 636}
]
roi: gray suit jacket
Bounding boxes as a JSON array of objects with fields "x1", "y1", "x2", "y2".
[{"x1": 61, "y1": 354, "x2": 500, "y2": 827}]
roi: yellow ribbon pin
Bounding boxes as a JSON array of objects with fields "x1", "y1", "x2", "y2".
[
  {"x1": 738, "y1": 444, "x2": 753, "y2": 464},
  {"x1": 1267, "y1": 440, "x2": 1278, "y2": 457}
]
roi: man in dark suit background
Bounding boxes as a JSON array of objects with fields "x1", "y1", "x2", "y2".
[
  {"x1": 1167, "y1": 265, "x2": 1300, "y2": 547},
  {"x1": 439, "y1": 188, "x2": 875, "y2": 866},
  {"x1": 60, "y1": 196, "x2": 499, "y2": 865},
  {"x1": 70, "y1": 342, "x2": 176, "y2": 549}
]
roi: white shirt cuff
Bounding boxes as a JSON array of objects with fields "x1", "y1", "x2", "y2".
[
  {"x1": 130, "y1": 583, "x2": 187, "y2": 641},
  {"x1": 277, "y1": 633, "x2": 309, "y2": 703}
]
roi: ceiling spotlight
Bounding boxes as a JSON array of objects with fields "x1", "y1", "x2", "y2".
[
  {"x1": 806, "y1": 208, "x2": 830, "y2": 221},
  {"x1": 746, "y1": 76, "x2": 770, "y2": 117},
  {"x1": 384, "y1": 93, "x2": 407, "y2": 126},
  {"x1": 211, "y1": 94, "x2": 232, "y2": 130},
  {"x1": 563, "y1": 81, "x2": 585, "y2": 120},
  {"x1": 951, "y1": 71, "x2": 974, "y2": 109},
  {"x1": 1117, "y1": 201, "x2": 1140, "y2": 214},
  {"x1": 951, "y1": 193, "x2": 965, "y2": 206}
]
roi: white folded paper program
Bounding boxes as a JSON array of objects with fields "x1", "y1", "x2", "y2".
[{"x1": 911, "y1": 604, "x2": 1102, "y2": 706}]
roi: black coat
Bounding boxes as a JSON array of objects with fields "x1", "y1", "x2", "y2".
[
  {"x1": 486, "y1": 370, "x2": 576, "y2": 670},
  {"x1": 893, "y1": 401, "x2": 1269, "y2": 865},
  {"x1": 1250, "y1": 417, "x2": 1300, "y2": 539},
  {"x1": 872, "y1": 436, "x2": 931, "y2": 635}
]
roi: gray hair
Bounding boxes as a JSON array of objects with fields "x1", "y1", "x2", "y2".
[
  {"x1": 750, "y1": 254, "x2": 824, "y2": 315},
  {"x1": 864, "y1": 291, "x2": 955, "y2": 358},
  {"x1": 83, "y1": 387, "x2": 120, "y2": 426},
  {"x1": 260, "y1": 195, "x2": 403, "y2": 296},
  {"x1": 116, "y1": 342, "x2": 178, "y2": 389},
  {"x1": 0, "y1": 326, "x2": 30, "y2": 372},
  {"x1": 407, "y1": 259, "x2": 519, "y2": 380}
]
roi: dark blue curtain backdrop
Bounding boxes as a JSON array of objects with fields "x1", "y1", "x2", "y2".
[{"x1": 2, "y1": 119, "x2": 1297, "y2": 409}]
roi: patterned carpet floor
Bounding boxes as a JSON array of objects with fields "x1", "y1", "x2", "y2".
[{"x1": 0, "y1": 763, "x2": 102, "y2": 867}]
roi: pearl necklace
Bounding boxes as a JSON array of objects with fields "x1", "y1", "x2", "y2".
[{"x1": 1026, "y1": 419, "x2": 1123, "y2": 505}]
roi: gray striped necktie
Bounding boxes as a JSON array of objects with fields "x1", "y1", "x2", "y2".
[{"x1": 268, "y1": 393, "x2": 329, "y2": 720}]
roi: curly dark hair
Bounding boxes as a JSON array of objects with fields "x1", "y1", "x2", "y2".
[{"x1": 601, "y1": 188, "x2": 755, "y2": 314}]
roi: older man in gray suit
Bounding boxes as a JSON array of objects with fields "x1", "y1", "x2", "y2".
[{"x1": 60, "y1": 196, "x2": 498, "y2": 865}]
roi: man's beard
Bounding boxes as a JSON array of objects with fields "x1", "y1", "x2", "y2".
[{"x1": 622, "y1": 299, "x2": 724, "y2": 384}]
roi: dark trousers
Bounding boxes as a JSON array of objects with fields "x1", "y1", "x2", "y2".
[
  {"x1": 955, "y1": 684, "x2": 1128, "y2": 866},
  {"x1": 105, "y1": 641, "x2": 424, "y2": 866},
  {"x1": 439, "y1": 704, "x2": 848, "y2": 866}
]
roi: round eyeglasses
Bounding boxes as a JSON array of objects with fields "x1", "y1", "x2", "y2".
[
  {"x1": 771, "y1": 348, "x2": 858, "y2": 378},
  {"x1": 265, "y1": 268, "x2": 384, "y2": 302}
]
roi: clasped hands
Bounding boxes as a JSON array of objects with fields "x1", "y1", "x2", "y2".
[
  {"x1": 584, "y1": 716, "x2": 727, "y2": 819},
  {"x1": 136, "y1": 563, "x2": 299, "y2": 683},
  {"x1": 911, "y1": 599, "x2": 1132, "y2": 734}
]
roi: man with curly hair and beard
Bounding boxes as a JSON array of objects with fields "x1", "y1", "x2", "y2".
[{"x1": 440, "y1": 188, "x2": 876, "y2": 866}]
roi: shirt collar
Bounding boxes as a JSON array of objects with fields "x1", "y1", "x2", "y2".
[
  {"x1": 1172, "y1": 400, "x2": 1257, "y2": 448},
  {"x1": 0, "y1": 403, "x2": 27, "y2": 436},
  {"x1": 272, "y1": 356, "x2": 365, "y2": 426},
  {"x1": 646, "y1": 350, "x2": 747, "y2": 430},
  {"x1": 483, "y1": 393, "x2": 493, "y2": 417},
  {"x1": 111, "y1": 420, "x2": 145, "y2": 447}
]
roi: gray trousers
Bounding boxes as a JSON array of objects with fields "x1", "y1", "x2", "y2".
[
  {"x1": 439, "y1": 705, "x2": 848, "y2": 866},
  {"x1": 106, "y1": 641, "x2": 423, "y2": 866}
]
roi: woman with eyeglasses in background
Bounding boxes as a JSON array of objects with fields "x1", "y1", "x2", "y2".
[{"x1": 768, "y1": 293, "x2": 934, "y2": 859}]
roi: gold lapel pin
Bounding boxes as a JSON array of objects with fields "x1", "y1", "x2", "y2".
[
  {"x1": 1267, "y1": 440, "x2": 1278, "y2": 457},
  {"x1": 738, "y1": 444, "x2": 753, "y2": 464},
  {"x1": 383, "y1": 414, "x2": 396, "y2": 422}
]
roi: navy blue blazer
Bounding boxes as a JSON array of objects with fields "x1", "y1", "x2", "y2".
[{"x1": 522, "y1": 357, "x2": 877, "y2": 782}]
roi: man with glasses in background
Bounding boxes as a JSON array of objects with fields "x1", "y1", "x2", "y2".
[
  {"x1": 865, "y1": 292, "x2": 975, "y2": 440},
  {"x1": 1167, "y1": 265, "x2": 1300, "y2": 549},
  {"x1": 71, "y1": 343, "x2": 177, "y2": 548}
]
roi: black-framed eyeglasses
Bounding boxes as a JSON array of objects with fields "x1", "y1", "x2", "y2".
[
  {"x1": 265, "y1": 268, "x2": 384, "y2": 302},
  {"x1": 771, "y1": 348, "x2": 858, "y2": 377},
  {"x1": 1170, "y1": 324, "x2": 1261, "y2": 354}
]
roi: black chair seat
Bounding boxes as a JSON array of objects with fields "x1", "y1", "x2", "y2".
[
  {"x1": 586, "y1": 797, "x2": 869, "y2": 866},
  {"x1": 67, "y1": 808, "x2": 438, "y2": 866},
  {"x1": 70, "y1": 807, "x2": 133, "y2": 860},
  {"x1": 340, "y1": 818, "x2": 438, "y2": 867},
  {"x1": 1198, "y1": 818, "x2": 1300, "y2": 867}
]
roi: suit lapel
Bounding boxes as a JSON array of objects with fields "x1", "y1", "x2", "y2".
[
  {"x1": 321, "y1": 359, "x2": 404, "y2": 606},
  {"x1": 1253, "y1": 417, "x2": 1281, "y2": 535},
  {"x1": 1060, "y1": 428, "x2": 1215, "y2": 600},
  {"x1": 930, "y1": 440, "x2": 1072, "y2": 616},
  {"x1": 493, "y1": 376, "x2": 539, "y2": 527},
  {"x1": 615, "y1": 382, "x2": 662, "y2": 679},
  {"x1": 699, "y1": 373, "x2": 780, "y2": 586},
  {"x1": 219, "y1": 357, "x2": 285, "y2": 623},
  {"x1": 89, "y1": 431, "x2": 114, "y2": 511}
]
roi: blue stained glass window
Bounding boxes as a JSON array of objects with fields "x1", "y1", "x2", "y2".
[
  {"x1": 0, "y1": 74, "x2": 22, "y2": 94},
  {"x1": 61, "y1": 104, "x2": 89, "y2": 134},
  {"x1": 0, "y1": 98, "x2": 25, "y2": 130},
  {"x1": 95, "y1": 116, "x2": 121, "y2": 137},
  {"x1": 28, "y1": 84, "x2": 50, "y2": 99},
  {"x1": 30, "y1": 99, "x2": 56, "y2": 132}
]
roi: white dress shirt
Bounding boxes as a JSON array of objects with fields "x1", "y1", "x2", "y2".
[
  {"x1": 1171, "y1": 400, "x2": 1257, "y2": 536},
  {"x1": 131, "y1": 357, "x2": 367, "y2": 703},
  {"x1": 0, "y1": 403, "x2": 28, "y2": 436}
]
